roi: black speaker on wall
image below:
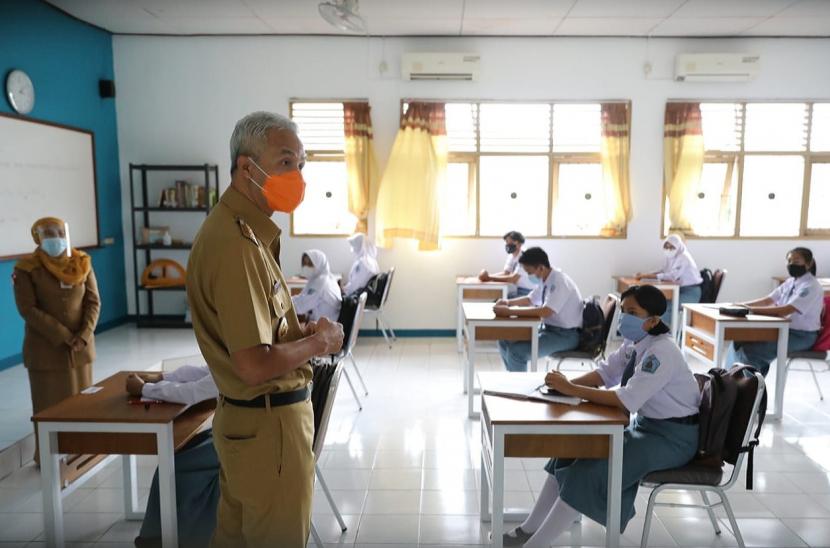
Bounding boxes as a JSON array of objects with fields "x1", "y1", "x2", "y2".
[{"x1": 99, "y1": 79, "x2": 115, "y2": 98}]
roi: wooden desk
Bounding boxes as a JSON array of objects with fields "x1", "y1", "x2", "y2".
[
  {"x1": 463, "y1": 302, "x2": 541, "y2": 418},
  {"x1": 614, "y1": 276, "x2": 681, "y2": 339},
  {"x1": 456, "y1": 276, "x2": 510, "y2": 353},
  {"x1": 34, "y1": 371, "x2": 216, "y2": 548},
  {"x1": 479, "y1": 373, "x2": 628, "y2": 548},
  {"x1": 772, "y1": 275, "x2": 830, "y2": 295},
  {"x1": 682, "y1": 303, "x2": 789, "y2": 420}
]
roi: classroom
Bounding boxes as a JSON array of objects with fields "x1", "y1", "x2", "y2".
[{"x1": 1, "y1": 1, "x2": 830, "y2": 547}]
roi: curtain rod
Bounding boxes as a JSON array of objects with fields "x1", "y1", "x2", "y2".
[{"x1": 401, "y1": 98, "x2": 630, "y2": 104}]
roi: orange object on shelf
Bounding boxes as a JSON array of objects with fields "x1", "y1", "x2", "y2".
[{"x1": 141, "y1": 259, "x2": 186, "y2": 288}]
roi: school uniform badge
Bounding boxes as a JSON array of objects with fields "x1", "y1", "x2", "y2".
[
  {"x1": 799, "y1": 288, "x2": 810, "y2": 298},
  {"x1": 641, "y1": 354, "x2": 661, "y2": 373}
]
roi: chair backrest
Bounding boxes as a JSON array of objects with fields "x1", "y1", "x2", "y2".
[
  {"x1": 380, "y1": 267, "x2": 395, "y2": 308},
  {"x1": 811, "y1": 295, "x2": 830, "y2": 351},
  {"x1": 311, "y1": 361, "x2": 344, "y2": 460},
  {"x1": 712, "y1": 269, "x2": 727, "y2": 302},
  {"x1": 600, "y1": 293, "x2": 621, "y2": 357},
  {"x1": 343, "y1": 292, "x2": 368, "y2": 356},
  {"x1": 722, "y1": 371, "x2": 766, "y2": 489}
]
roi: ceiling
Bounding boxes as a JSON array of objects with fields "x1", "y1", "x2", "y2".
[{"x1": 45, "y1": 0, "x2": 830, "y2": 37}]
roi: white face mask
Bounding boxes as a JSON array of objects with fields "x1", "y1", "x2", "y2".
[
  {"x1": 663, "y1": 248, "x2": 676, "y2": 258},
  {"x1": 301, "y1": 266, "x2": 315, "y2": 279}
]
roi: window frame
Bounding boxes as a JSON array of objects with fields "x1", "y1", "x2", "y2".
[
  {"x1": 662, "y1": 100, "x2": 830, "y2": 240},
  {"x1": 288, "y1": 98, "x2": 367, "y2": 238},
  {"x1": 402, "y1": 99, "x2": 629, "y2": 239}
]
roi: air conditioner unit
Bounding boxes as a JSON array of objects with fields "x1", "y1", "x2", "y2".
[
  {"x1": 675, "y1": 53, "x2": 760, "y2": 82},
  {"x1": 401, "y1": 53, "x2": 480, "y2": 81}
]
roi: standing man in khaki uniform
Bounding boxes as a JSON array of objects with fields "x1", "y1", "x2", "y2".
[{"x1": 187, "y1": 111, "x2": 343, "y2": 547}]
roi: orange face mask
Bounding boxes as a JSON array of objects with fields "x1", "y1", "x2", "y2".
[{"x1": 248, "y1": 159, "x2": 306, "y2": 213}]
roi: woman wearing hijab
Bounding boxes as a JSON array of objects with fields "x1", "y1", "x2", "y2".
[
  {"x1": 293, "y1": 249, "x2": 342, "y2": 323},
  {"x1": 13, "y1": 217, "x2": 100, "y2": 463},
  {"x1": 343, "y1": 233, "x2": 380, "y2": 297},
  {"x1": 636, "y1": 234, "x2": 703, "y2": 325}
]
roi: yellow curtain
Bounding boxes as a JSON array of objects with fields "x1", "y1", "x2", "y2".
[
  {"x1": 343, "y1": 102, "x2": 378, "y2": 234},
  {"x1": 375, "y1": 102, "x2": 447, "y2": 251},
  {"x1": 599, "y1": 103, "x2": 632, "y2": 237},
  {"x1": 664, "y1": 103, "x2": 704, "y2": 236}
]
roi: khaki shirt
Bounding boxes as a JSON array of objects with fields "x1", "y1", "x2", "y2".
[
  {"x1": 12, "y1": 266, "x2": 99, "y2": 370},
  {"x1": 187, "y1": 186, "x2": 311, "y2": 400}
]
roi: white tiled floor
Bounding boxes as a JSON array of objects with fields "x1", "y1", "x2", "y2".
[{"x1": 1, "y1": 327, "x2": 830, "y2": 547}]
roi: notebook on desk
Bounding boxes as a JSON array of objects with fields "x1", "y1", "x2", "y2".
[{"x1": 483, "y1": 376, "x2": 581, "y2": 406}]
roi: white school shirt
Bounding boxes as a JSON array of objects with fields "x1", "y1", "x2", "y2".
[
  {"x1": 657, "y1": 250, "x2": 703, "y2": 287},
  {"x1": 292, "y1": 280, "x2": 343, "y2": 322},
  {"x1": 343, "y1": 257, "x2": 379, "y2": 296},
  {"x1": 768, "y1": 273, "x2": 823, "y2": 332},
  {"x1": 141, "y1": 364, "x2": 219, "y2": 405},
  {"x1": 596, "y1": 334, "x2": 701, "y2": 419},
  {"x1": 503, "y1": 253, "x2": 535, "y2": 292},
  {"x1": 528, "y1": 268, "x2": 584, "y2": 329}
]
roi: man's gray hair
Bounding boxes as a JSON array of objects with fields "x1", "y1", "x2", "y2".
[{"x1": 229, "y1": 111, "x2": 298, "y2": 173}]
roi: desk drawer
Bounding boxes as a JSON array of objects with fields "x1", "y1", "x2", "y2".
[
  {"x1": 476, "y1": 326, "x2": 533, "y2": 341},
  {"x1": 685, "y1": 333, "x2": 714, "y2": 361},
  {"x1": 462, "y1": 288, "x2": 504, "y2": 300},
  {"x1": 505, "y1": 434, "x2": 610, "y2": 459}
]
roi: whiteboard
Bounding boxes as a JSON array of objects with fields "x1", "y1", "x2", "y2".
[{"x1": 0, "y1": 114, "x2": 99, "y2": 259}]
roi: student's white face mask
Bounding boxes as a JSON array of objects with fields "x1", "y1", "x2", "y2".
[
  {"x1": 663, "y1": 248, "x2": 676, "y2": 258},
  {"x1": 301, "y1": 266, "x2": 315, "y2": 279}
]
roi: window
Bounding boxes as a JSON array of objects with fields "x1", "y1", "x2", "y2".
[
  {"x1": 415, "y1": 100, "x2": 625, "y2": 238},
  {"x1": 289, "y1": 101, "x2": 358, "y2": 235},
  {"x1": 666, "y1": 101, "x2": 830, "y2": 238}
]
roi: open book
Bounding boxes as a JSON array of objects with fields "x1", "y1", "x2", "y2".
[{"x1": 482, "y1": 376, "x2": 581, "y2": 406}]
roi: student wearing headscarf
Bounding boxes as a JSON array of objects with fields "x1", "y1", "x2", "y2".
[
  {"x1": 726, "y1": 247, "x2": 823, "y2": 376},
  {"x1": 503, "y1": 285, "x2": 700, "y2": 547},
  {"x1": 636, "y1": 234, "x2": 703, "y2": 325},
  {"x1": 13, "y1": 216, "x2": 100, "y2": 463},
  {"x1": 293, "y1": 249, "x2": 343, "y2": 322},
  {"x1": 342, "y1": 233, "x2": 380, "y2": 296}
]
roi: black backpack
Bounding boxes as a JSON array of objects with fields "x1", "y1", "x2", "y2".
[
  {"x1": 694, "y1": 364, "x2": 767, "y2": 488},
  {"x1": 577, "y1": 297, "x2": 605, "y2": 355},
  {"x1": 335, "y1": 292, "x2": 361, "y2": 353},
  {"x1": 364, "y1": 272, "x2": 388, "y2": 309},
  {"x1": 699, "y1": 268, "x2": 715, "y2": 303}
]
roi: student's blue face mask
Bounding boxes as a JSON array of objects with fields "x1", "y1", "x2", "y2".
[
  {"x1": 619, "y1": 313, "x2": 648, "y2": 343},
  {"x1": 528, "y1": 274, "x2": 542, "y2": 286}
]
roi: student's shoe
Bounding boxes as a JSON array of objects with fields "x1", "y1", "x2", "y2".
[{"x1": 502, "y1": 526, "x2": 533, "y2": 546}]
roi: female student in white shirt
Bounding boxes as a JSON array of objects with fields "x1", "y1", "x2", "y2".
[
  {"x1": 636, "y1": 234, "x2": 703, "y2": 324},
  {"x1": 726, "y1": 246, "x2": 823, "y2": 376},
  {"x1": 493, "y1": 247, "x2": 583, "y2": 372},
  {"x1": 503, "y1": 284, "x2": 701, "y2": 547},
  {"x1": 293, "y1": 249, "x2": 343, "y2": 322},
  {"x1": 478, "y1": 230, "x2": 535, "y2": 298},
  {"x1": 342, "y1": 233, "x2": 380, "y2": 296}
]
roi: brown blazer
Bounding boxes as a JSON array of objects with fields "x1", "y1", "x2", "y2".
[{"x1": 13, "y1": 266, "x2": 100, "y2": 371}]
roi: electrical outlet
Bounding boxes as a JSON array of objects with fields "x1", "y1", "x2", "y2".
[{"x1": 102, "y1": 237, "x2": 115, "y2": 246}]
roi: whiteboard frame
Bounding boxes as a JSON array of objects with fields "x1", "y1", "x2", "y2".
[{"x1": 0, "y1": 112, "x2": 100, "y2": 260}]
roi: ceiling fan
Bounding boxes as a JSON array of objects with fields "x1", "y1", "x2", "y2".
[{"x1": 318, "y1": 0, "x2": 367, "y2": 34}]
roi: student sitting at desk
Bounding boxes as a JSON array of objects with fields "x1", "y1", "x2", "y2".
[
  {"x1": 635, "y1": 234, "x2": 703, "y2": 325},
  {"x1": 726, "y1": 246, "x2": 823, "y2": 376},
  {"x1": 493, "y1": 247, "x2": 582, "y2": 372},
  {"x1": 478, "y1": 230, "x2": 535, "y2": 298},
  {"x1": 343, "y1": 232, "x2": 379, "y2": 296},
  {"x1": 503, "y1": 285, "x2": 700, "y2": 547},
  {"x1": 293, "y1": 249, "x2": 343, "y2": 322},
  {"x1": 125, "y1": 366, "x2": 219, "y2": 548}
]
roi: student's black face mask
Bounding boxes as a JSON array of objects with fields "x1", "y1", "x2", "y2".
[
  {"x1": 787, "y1": 264, "x2": 807, "y2": 278},
  {"x1": 505, "y1": 243, "x2": 517, "y2": 254}
]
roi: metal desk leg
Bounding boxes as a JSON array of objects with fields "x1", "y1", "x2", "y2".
[
  {"x1": 606, "y1": 428, "x2": 623, "y2": 548},
  {"x1": 772, "y1": 326, "x2": 790, "y2": 421},
  {"x1": 122, "y1": 455, "x2": 143, "y2": 520},
  {"x1": 40, "y1": 425, "x2": 64, "y2": 547},
  {"x1": 670, "y1": 291, "x2": 680, "y2": 340},
  {"x1": 156, "y1": 423, "x2": 179, "y2": 548},
  {"x1": 491, "y1": 426, "x2": 505, "y2": 548},
  {"x1": 457, "y1": 287, "x2": 464, "y2": 353},
  {"x1": 530, "y1": 326, "x2": 539, "y2": 373},
  {"x1": 715, "y1": 324, "x2": 726, "y2": 369},
  {"x1": 468, "y1": 326, "x2": 477, "y2": 418}
]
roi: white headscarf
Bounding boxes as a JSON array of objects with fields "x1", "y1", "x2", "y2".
[
  {"x1": 663, "y1": 234, "x2": 687, "y2": 257},
  {"x1": 303, "y1": 249, "x2": 342, "y2": 305},
  {"x1": 347, "y1": 233, "x2": 379, "y2": 273}
]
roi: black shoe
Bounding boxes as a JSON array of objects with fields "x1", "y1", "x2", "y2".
[{"x1": 502, "y1": 526, "x2": 533, "y2": 546}]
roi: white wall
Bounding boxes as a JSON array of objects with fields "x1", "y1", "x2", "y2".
[{"x1": 113, "y1": 35, "x2": 830, "y2": 329}]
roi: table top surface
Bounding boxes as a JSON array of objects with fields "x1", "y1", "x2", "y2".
[
  {"x1": 456, "y1": 275, "x2": 510, "y2": 286},
  {"x1": 684, "y1": 303, "x2": 792, "y2": 324},
  {"x1": 286, "y1": 274, "x2": 342, "y2": 285},
  {"x1": 33, "y1": 371, "x2": 204, "y2": 424},
  {"x1": 614, "y1": 275, "x2": 679, "y2": 288},
  {"x1": 462, "y1": 302, "x2": 541, "y2": 323},
  {"x1": 479, "y1": 373, "x2": 629, "y2": 426}
]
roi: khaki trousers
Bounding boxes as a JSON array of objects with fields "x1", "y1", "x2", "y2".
[{"x1": 211, "y1": 396, "x2": 314, "y2": 548}]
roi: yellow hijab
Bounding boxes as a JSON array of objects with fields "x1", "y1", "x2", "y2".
[{"x1": 15, "y1": 217, "x2": 92, "y2": 286}]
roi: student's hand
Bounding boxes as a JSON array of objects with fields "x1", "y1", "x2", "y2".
[
  {"x1": 495, "y1": 298, "x2": 509, "y2": 307},
  {"x1": 545, "y1": 371, "x2": 574, "y2": 394},
  {"x1": 314, "y1": 317, "x2": 345, "y2": 355},
  {"x1": 633, "y1": 272, "x2": 644, "y2": 280},
  {"x1": 478, "y1": 269, "x2": 490, "y2": 282},
  {"x1": 126, "y1": 374, "x2": 145, "y2": 397},
  {"x1": 138, "y1": 372, "x2": 163, "y2": 383},
  {"x1": 493, "y1": 305, "x2": 511, "y2": 317}
]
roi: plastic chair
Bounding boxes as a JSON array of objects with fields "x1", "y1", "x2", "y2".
[
  {"x1": 338, "y1": 292, "x2": 369, "y2": 410},
  {"x1": 711, "y1": 269, "x2": 727, "y2": 301},
  {"x1": 639, "y1": 371, "x2": 766, "y2": 548},
  {"x1": 365, "y1": 267, "x2": 397, "y2": 348}
]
